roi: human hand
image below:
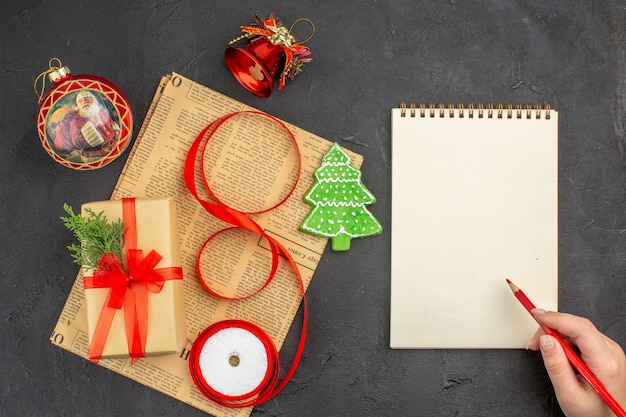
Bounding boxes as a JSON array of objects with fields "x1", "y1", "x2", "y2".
[{"x1": 528, "y1": 310, "x2": 626, "y2": 417}]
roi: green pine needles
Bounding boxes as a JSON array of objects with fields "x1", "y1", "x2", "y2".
[{"x1": 61, "y1": 203, "x2": 124, "y2": 270}]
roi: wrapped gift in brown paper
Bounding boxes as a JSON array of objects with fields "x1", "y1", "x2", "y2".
[{"x1": 81, "y1": 197, "x2": 187, "y2": 362}]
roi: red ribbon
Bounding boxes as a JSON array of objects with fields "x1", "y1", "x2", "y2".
[
  {"x1": 83, "y1": 197, "x2": 184, "y2": 364},
  {"x1": 184, "y1": 111, "x2": 307, "y2": 407},
  {"x1": 189, "y1": 320, "x2": 280, "y2": 405}
]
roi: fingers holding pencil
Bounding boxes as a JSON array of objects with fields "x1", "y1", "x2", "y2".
[
  {"x1": 528, "y1": 309, "x2": 626, "y2": 417},
  {"x1": 529, "y1": 310, "x2": 624, "y2": 370}
]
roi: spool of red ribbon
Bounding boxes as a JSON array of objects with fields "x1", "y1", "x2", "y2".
[
  {"x1": 189, "y1": 320, "x2": 279, "y2": 407},
  {"x1": 184, "y1": 111, "x2": 307, "y2": 407}
]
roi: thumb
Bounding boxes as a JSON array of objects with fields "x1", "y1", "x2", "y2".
[{"x1": 539, "y1": 334, "x2": 584, "y2": 398}]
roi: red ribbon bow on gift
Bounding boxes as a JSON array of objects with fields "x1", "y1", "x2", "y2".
[
  {"x1": 83, "y1": 198, "x2": 183, "y2": 364},
  {"x1": 237, "y1": 13, "x2": 313, "y2": 89}
]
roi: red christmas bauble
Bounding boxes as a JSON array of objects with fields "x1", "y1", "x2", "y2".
[{"x1": 36, "y1": 59, "x2": 133, "y2": 170}]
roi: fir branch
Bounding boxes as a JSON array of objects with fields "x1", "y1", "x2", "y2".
[{"x1": 60, "y1": 203, "x2": 124, "y2": 270}]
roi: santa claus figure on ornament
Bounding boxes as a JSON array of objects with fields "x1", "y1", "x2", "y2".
[{"x1": 53, "y1": 90, "x2": 120, "y2": 161}]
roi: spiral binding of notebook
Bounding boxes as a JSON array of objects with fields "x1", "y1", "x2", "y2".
[{"x1": 399, "y1": 101, "x2": 552, "y2": 120}]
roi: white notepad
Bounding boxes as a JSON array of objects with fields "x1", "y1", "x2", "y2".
[{"x1": 390, "y1": 103, "x2": 559, "y2": 349}]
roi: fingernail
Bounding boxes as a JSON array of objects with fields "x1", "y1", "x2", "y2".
[
  {"x1": 531, "y1": 308, "x2": 546, "y2": 315},
  {"x1": 539, "y1": 334, "x2": 554, "y2": 352}
]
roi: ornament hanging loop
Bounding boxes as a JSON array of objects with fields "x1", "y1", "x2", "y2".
[
  {"x1": 34, "y1": 57, "x2": 70, "y2": 103},
  {"x1": 289, "y1": 18, "x2": 315, "y2": 45},
  {"x1": 48, "y1": 57, "x2": 63, "y2": 69}
]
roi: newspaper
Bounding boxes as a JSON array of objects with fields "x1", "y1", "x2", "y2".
[{"x1": 51, "y1": 73, "x2": 363, "y2": 417}]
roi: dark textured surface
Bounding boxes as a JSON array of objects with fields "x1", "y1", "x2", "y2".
[{"x1": 2, "y1": 1, "x2": 626, "y2": 416}]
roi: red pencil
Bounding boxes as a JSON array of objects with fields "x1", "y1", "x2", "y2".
[{"x1": 506, "y1": 279, "x2": 626, "y2": 417}]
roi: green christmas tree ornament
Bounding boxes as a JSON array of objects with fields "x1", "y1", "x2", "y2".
[{"x1": 300, "y1": 142, "x2": 382, "y2": 251}]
